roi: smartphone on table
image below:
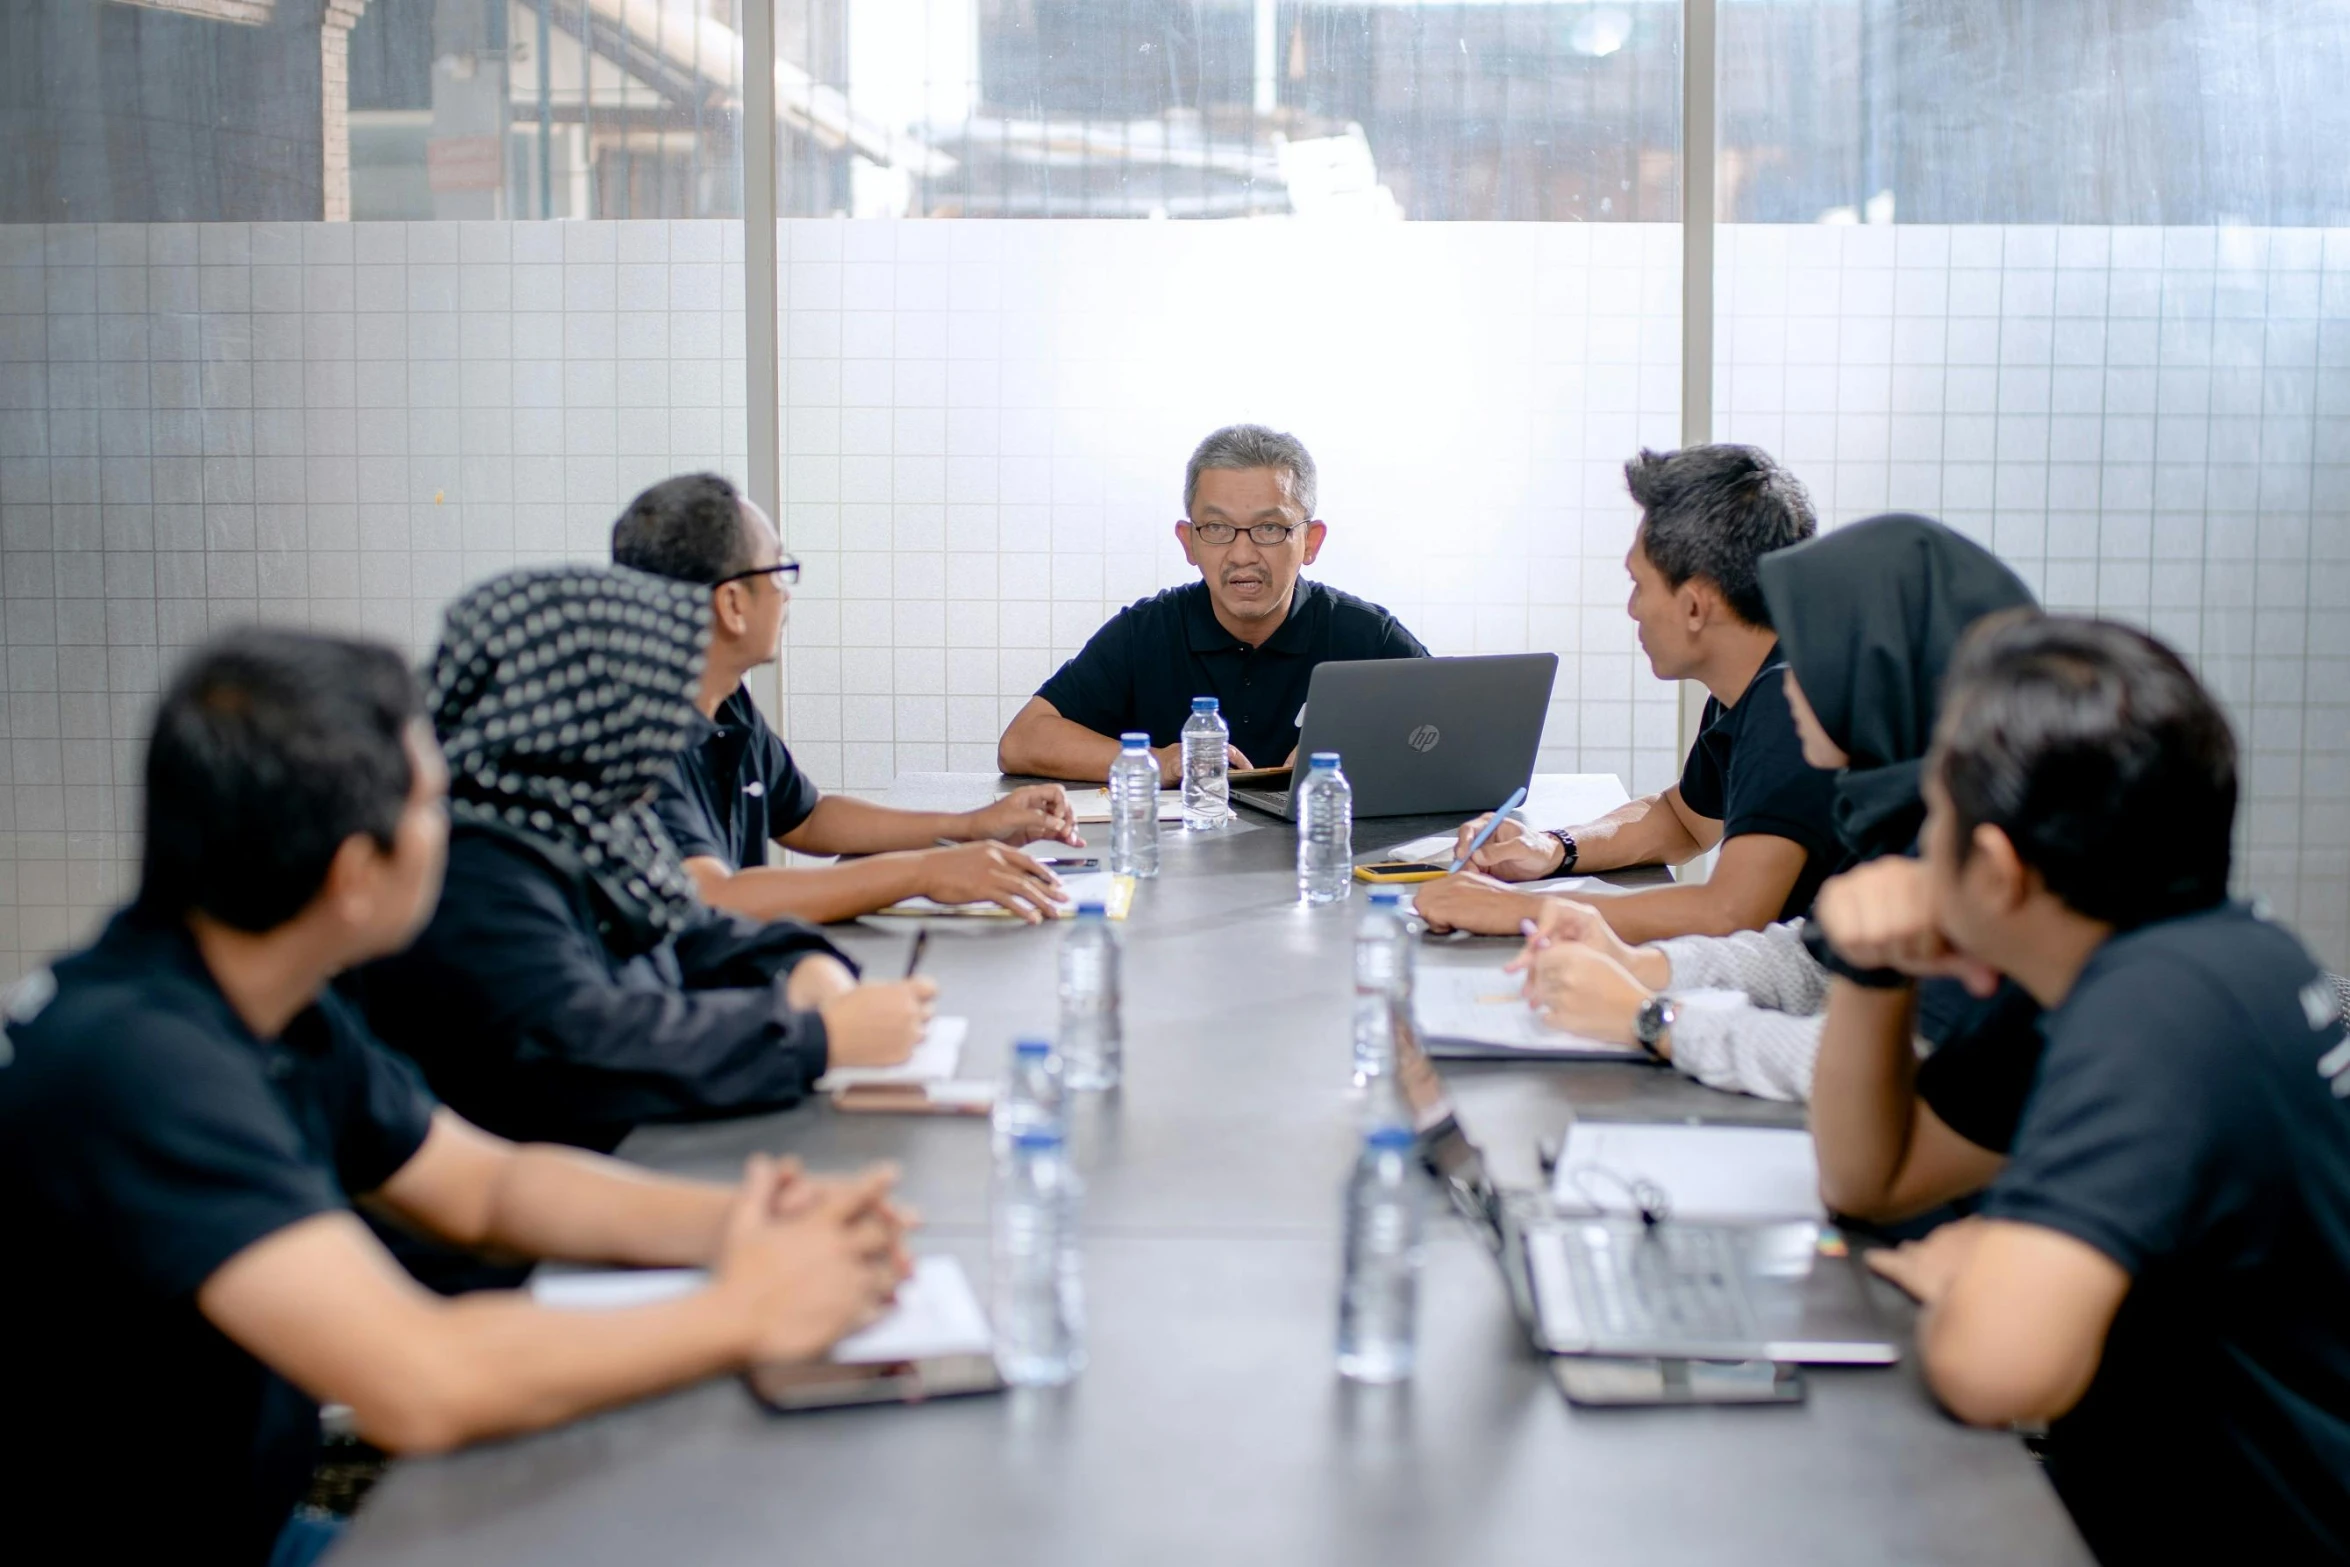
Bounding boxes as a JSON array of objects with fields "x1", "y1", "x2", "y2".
[{"x1": 1353, "y1": 861, "x2": 1449, "y2": 884}]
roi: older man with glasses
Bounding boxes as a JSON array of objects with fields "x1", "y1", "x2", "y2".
[
  {"x1": 997, "y1": 424, "x2": 1429, "y2": 784},
  {"x1": 614, "y1": 473, "x2": 1080, "y2": 925}
]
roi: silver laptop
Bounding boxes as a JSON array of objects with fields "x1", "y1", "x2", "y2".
[
  {"x1": 1389, "y1": 1010, "x2": 1900, "y2": 1366},
  {"x1": 1231, "y1": 654, "x2": 1558, "y2": 820}
]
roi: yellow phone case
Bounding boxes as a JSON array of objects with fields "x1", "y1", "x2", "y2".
[{"x1": 1352, "y1": 863, "x2": 1448, "y2": 884}]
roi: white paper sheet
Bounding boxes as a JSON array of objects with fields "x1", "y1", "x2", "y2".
[
  {"x1": 876, "y1": 868, "x2": 1132, "y2": 921},
  {"x1": 1384, "y1": 832, "x2": 1460, "y2": 866},
  {"x1": 1410, "y1": 965, "x2": 1646, "y2": 1058},
  {"x1": 816, "y1": 1015, "x2": 968, "y2": 1091},
  {"x1": 830, "y1": 1255, "x2": 994, "y2": 1364},
  {"x1": 1550, "y1": 1122, "x2": 1826, "y2": 1223},
  {"x1": 1017, "y1": 840, "x2": 1096, "y2": 864},
  {"x1": 1382, "y1": 773, "x2": 1635, "y2": 865},
  {"x1": 1508, "y1": 874, "x2": 1615, "y2": 897},
  {"x1": 530, "y1": 1255, "x2": 994, "y2": 1365}
]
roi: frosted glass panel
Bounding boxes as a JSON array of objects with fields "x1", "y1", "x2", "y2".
[
  {"x1": 1716, "y1": 222, "x2": 2350, "y2": 967},
  {"x1": 0, "y1": 219, "x2": 751, "y2": 983},
  {"x1": 771, "y1": 218, "x2": 1683, "y2": 790}
]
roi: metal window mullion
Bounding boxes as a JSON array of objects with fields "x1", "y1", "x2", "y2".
[
  {"x1": 743, "y1": 0, "x2": 781, "y2": 523},
  {"x1": 1682, "y1": 0, "x2": 1715, "y2": 449},
  {"x1": 1678, "y1": 0, "x2": 1718, "y2": 767}
]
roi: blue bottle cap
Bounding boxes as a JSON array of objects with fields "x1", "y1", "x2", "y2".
[
  {"x1": 1120, "y1": 732, "x2": 1150, "y2": 749},
  {"x1": 1192, "y1": 696, "x2": 1220, "y2": 713},
  {"x1": 1075, "y1": 901, "x2": 1108, "y2": 918},
  {"x1": 1012, "y1": 1126, "x2": 1066, "y2": 1152},
  {"x1": 1013, "y1": 1036, "x2": 1053, "y2": 1057},
  {"x1": 1368, "y1": 888, "x2": 1404, "y2": 908},
  {"x1": 1367, "y1": 1123, "x2": 1417, "y2": 1152},
  {"x1": 1309, "y1": 752, "x2": 1340, "y2": 769}
]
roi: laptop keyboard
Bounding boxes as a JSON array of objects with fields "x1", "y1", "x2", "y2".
[{"x1": 1538, "y1": 1221, "x2": 1759, "y2": 1350}]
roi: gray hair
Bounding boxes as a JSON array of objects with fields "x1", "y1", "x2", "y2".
[{"x1": 1183, "y1": 424, "x2": 1318, "y2": 518}]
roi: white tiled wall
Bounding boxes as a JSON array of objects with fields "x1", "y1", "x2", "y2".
[
  {"x1": 767, "y1": 219, "x2": 1685, "y2": 797},
  {"x1": 1719, "y1": 224, "x2": 2350, "y2": 966},
  {"x1": 2, "y1": 217, "x2": 2341, "y2": 981}
]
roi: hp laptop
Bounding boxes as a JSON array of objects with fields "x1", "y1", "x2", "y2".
[
  {"x1": 1230, "y1": 654, "x2": 1558, "y2": 820},
  {"x1": 1388, "y1": 1009, "x2": 1900, "y2": 1366}
]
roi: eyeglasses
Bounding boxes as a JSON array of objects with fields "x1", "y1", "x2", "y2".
[
  {"x1": 1184, "y1": 520, "x2": 1309, "y2": 547},
  {"x1": 714, "y1": 557, "x2": 800, "y2": 589}
]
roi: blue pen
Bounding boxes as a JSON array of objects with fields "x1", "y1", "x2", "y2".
[{"x1": 1449, "y1": 784, "x2": 1529, "y2": 873}]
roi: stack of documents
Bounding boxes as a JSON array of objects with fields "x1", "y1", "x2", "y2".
[
  {"x1": 531, "y1": 1256, "x2": 994, "y2": 1365},
  {"x1": 1410, "y1": 965, "x2": 1648, "y2": 1060},
  {"x1": 1549, "y1": 1121, "x2": 1825, "y2": 1223}
]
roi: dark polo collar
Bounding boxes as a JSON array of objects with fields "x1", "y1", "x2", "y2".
[{"x1": 1180, "y1": 577, "x2": 1326, "y2": 655}]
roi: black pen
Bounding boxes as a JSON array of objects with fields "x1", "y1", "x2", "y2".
[{"x1": 903, "y1": 929, "x2": 929, "y2": 980}]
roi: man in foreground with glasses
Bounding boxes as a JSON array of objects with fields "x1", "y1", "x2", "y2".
[
  {"x1": 615, "y1": 473, "x2": 1080, "y2": 924},
  {"x1": 997, "y1": 424, "x2": 1428, "y2": 784}
]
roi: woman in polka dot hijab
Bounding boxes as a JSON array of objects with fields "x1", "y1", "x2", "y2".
[{"x1": 425, "y1": 564, "x2": 711, "y2": 947}]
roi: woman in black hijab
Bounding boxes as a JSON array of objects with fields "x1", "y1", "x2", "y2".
[
  {"x1": 350, "y1": 565, "x2": 932, "y2": 1156},
  {"x1": 1758, "y1": 512, "x2": 2036, "y2": 866},
  {"x1": 1517, "y1": 515, "x2": 2040, "y2": 1113}
]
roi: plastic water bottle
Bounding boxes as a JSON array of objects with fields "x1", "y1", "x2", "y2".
[
  {"x1": 1108, "y1": 732, "x2": 1161, "y2": 879},
  {"x1": 1353, "y1": 889, "x2": 1409, "y2": 1084},
  {"x1": 1336, "y1": 1123, "x2": 1424, "y2": 1384},
  {"x1": 992, "y1": 1127, "x2": 1085, "y2": 1386},
  {"x1": 1296, "y1": 751, "x2": 1353, "y2": 905},
  {"x1": 1180, "y1": 696, "x2": 1229, "y2": 831},
  {"x1": 992, "y1": 1036, "x2": 1065, "y2": 1157},
  {"x1": 1058, "y1": 901, "x2": 1123, "y2": 1091}
]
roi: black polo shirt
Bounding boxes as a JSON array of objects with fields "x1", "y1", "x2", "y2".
[
  {"x1": 1674, "y1": 647, "x2": 1843, "y2": 919},
  {"x1": 1910, "y1": 977, "x2": 2046, "y2": 1154},
  {"x1": 1036, "y1": 578, "x2": 1428, "y2": 764},
  {"x1": 1977, "y1": 903, "x2": 2350, "y2": 1561},
  {"x1": 0, "y1": 908, "x2": 439, "y2": 1565},
  {"x1": 652, "y1": 685, "x2": 822, "y2": 870}
]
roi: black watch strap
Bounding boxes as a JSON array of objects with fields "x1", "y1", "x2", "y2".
[
  {"x1": 1546, "y1": 827, "x2": 1579, "y2": 875},
  {"x1": 1800, "y1": 918, "x2": 1911, "y2": 989},
  {"x1": 1633, "y1": 994, "x2": 1676, "y2": 1053}
]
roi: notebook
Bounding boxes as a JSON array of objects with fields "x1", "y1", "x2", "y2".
[{"x1": 814, "y1": 1016, "x2": 966, "y2": 1092}]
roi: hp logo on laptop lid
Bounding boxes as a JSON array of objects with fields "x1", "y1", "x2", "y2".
[{"x1": 1408, "y1": 724, "x2": 1441, "y2": 753}]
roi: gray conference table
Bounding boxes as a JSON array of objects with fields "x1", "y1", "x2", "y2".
[{"x1": 337, "y1": 774, "x2": 2091, "y2": 1567}]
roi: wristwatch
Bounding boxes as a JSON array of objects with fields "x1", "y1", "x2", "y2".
[
  {"x1": 1546, "y1": 827, "x2": 1580, "y2": 876},
  {"x1": 1632, "y1": 993, "x2": 1677, "y2": 1054}
]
